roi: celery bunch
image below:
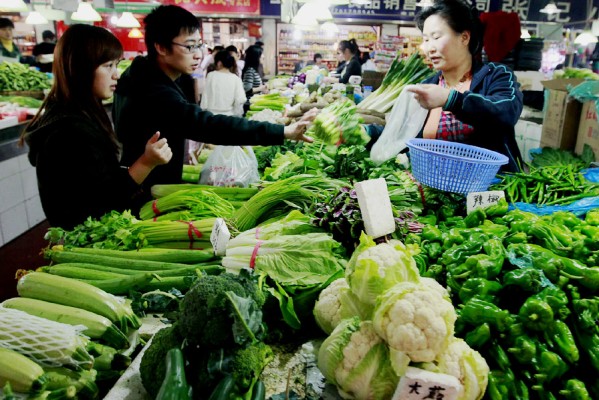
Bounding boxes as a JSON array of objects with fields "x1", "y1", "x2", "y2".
[
  {"x1": 308, "y1": 99, "x2": 370, "y2": 146},
  {"x1": 139, "y1": 188, "x2": 234, "y2": 221},
  {"x1": 248, "y1": 92, "x2": 290, "y2": 113},
  {"x1": 358, "y1": 53, "x2": 434, "y2": 114}
]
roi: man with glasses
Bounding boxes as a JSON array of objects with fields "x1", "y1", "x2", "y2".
[{"x1": 113, "y1": 5, "x2": 314, "y2": 195}]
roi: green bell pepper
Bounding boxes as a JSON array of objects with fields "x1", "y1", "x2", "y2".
[
  {"x1": 458, "y1": 278, "x2": 502, "y2": 304},
  {"x1": 421, "y1": 225, "x2": 443, "y2": 242},
  {"x1": 459, "y1": 296, "x2": 515, "y2": 332},
  {"x1": 464, "y1": 208, "x2": 486, "y2": 228},
  {"x1": 533, "y1": 345, "x2": 569, "y2": 384},
  {"x1": 485, "y1": 198, "x2": 509, "y2": 218},
  {"x1": 504, "y1": 231, "x2": 528, "y2": 245},
  {"x1": 156, "y1": 348, "x2": 192, "y2": 400},
  {"x1": 502, "y1": 268, "x2": 548, "y2": 293},
  {"x1": 441, "y1": 233, "x2": 487, "y2": 266},
  {"x1": 585, "y1": 209, "x2": 599, "y2": 226},
  {"x1": 507, "y1": 335, "x2": 538, "y2": 364},
  {"x1": 535, "y1": 286, "x2": 570, "y2": 321},
  {"x1": 519, "y1": 297, "x2": 554, "y2": 331}
]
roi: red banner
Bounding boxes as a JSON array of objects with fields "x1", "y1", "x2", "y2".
[{"x1": 163, "y1": 0, "x2": 259, "y2": 15}]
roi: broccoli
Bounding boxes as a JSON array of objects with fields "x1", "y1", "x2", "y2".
[
  {"x1": 178, "y1": 271, "x2": 265, "y2": 349},
  {"x1": 230, "y1": 342, "x2": 274, "y2": 398},
  {"x1": 139, "y1": 325, "x2": 184, "y2": 398}
]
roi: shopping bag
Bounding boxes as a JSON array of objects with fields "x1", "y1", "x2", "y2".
[
  {"x1": 370, "y1": 87, "x2": 428, "y2": 165},
  {"x1": 199, "y1": 146, "x2": 260, "y2": 187}
]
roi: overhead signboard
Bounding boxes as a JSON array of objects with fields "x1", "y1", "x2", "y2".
[{"x1": 162, "y1": 0, "x2": 260, "y2": 15}]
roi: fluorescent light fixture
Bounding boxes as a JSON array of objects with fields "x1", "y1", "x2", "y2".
[
  {"x1": 539, "y1": 2, "x2": 563, "y2": 14},
  {"x1": 298, "y1": 2, "x2": 333, "y2": 21},
  {"x1": 574, "y1": 31, "x2": 598, "y2": 46},
  {"x1": 415, "y1": 0, "x2": 435, "y2": 7},
  {"x1": 26, "y1": 11, "x2": 49, "y2": 25},
  {"x1": 128, "y1": 27, "x2": 144, "y2": 38},
  {"x1": 0, "y1": 0, "x2": 27, "y2": 12},
  {"x1": 116, "y1": 12, "x2": 140, "y2": 28},
  {"x1": 110, "y1": 15, "x2": 119, "y2": 24},
  {"x1": 321, "y1": 21, "x2": 339, "y2": 33},
  {"x1": 292, "y1": 4, "x2": 319, "y2": 26},
  {"x1": 71, "y1": 2, "x2": 102, "y2": 22},
  {"x1": 521, "y1": 28, "x2": 531, "y2": 39}
]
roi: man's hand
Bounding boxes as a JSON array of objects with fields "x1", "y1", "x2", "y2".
[
  {"x1": 284, "y1": 121, "x2": 313, "y2": 143},
  {"x1": 406, "y1": 84, "x2": 452, "y2": 110}
]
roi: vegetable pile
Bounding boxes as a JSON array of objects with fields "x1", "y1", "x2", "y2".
[{"x1": 0, "y1": 62, "x2": 51, "y2": 92}]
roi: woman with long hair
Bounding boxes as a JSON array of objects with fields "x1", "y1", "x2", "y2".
[
  {"x1": 21, "y1": 24, "x2": 172, "y2": 229},
  {"x1": 201, "y1": 50, "x2": 246, "y2": 116},
  {"x1": 242, "y1": 45, "x2": 266, "y2": 99}
]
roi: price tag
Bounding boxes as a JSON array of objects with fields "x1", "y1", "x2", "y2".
[
  {"x1": 210, "y1": 218, "x2": 230, "y2": 256},
  {"x1": 355, "y1": 178, "x2": 395, "y2": 239},
  {"x1": 392, "y1": 367, "x2": 461, "y2": 400},
  {"x1": 466, "y1": 191, "x2": 505, "y2": 214}
]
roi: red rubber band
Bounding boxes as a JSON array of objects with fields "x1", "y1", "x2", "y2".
[
  {"x1": 152, "y1": 200, "x2": 161, "y2": 215},
  {"x1": 249, "y1": 240, "x2": 263, "y2": 270}
]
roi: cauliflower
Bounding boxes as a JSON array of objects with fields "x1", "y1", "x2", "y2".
[
  {"x1": 421, "y1": 277, "x2": 451, "y2": 301},
  {"x1": 314, "y1": 278, "x2": 349, "y2": 334},
  {"x1": 346, "y1": 233, "x2": 420, "y2": 307},
  {"x1": 314, "y1": 278, "x2": 374, "y2": 335},
  {"x1": 373, "y1": 281, "x2": 457, "y2": 362},
  {"x1": 318, "y1": 317, "x2": 398, "y2": 400},
  {"x1": 424, "y1": 338, "x2": 489, "y2": 400}
]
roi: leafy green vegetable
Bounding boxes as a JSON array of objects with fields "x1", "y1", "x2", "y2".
[{"x1": 0, "y1": 61, "x2": 51, "y2": 91}]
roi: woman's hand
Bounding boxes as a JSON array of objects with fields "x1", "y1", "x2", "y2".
[
  {"x1": 406, "y1": 84, "x2": 452, "y2": 110},
  {"x1": 284, "y1": 121, "x2": 313, "y2": 143},
  {"x1": 141, "y1": 131, "x2": 172, "y2": 167}
]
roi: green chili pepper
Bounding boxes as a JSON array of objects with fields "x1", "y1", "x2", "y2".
[
  {"x1": 488, "y1": 341, "x2": 510, "y2": 371},
  {"x1": 514, "y1": 379, "x2": 530, "y2": 400},
  {"x1": 464, "y1": 208, "x2": 486, "y2": 228},
  {"x1": 533, "y1": 346, "x2": 569, "y2": 384},
  {"x1": 421, "y1": 225, "x2": 443, "y2": 242},
  {"x1": 546, "y1": 320, "x2": 579, "y2": 364},
  {"x1": 485, "y1": 198, "x2": 509, "y2": 218},
  {"x1": 441, "y1": 234, "x2": 486, "y2": 266},
  {"x1": 464, "y1": 323, "x2": 492, "y2": 349},
  {"x1": 572, "y1": 323, "x2": 599, "y2": 374},
  {"x1": 586, "y1": 209, "x2": 599, "y2": 226},
  {"x1": 507, "y1": 335, "x2": 537, "y2": 364},
  {"x1": 423, "y1": 241, "x2": 443, "y2": 260},
  {"x1": 519, "y1": 297, "x2": 554, "y2": 331},
  {"x1": 504, "y1": 231, "x2": 528, "y2": 245},
  {"x1": 559, "y1": 379, "x2": 591, "y2": 400},
  {"x1": 535, "y1": 286, "x2": 570, "y2": 321}
]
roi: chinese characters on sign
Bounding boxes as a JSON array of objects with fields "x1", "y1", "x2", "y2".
[
  {"x1": 165, "y1": 0, "x2": 259, "y2": 15},
  {"x1": 466, "y1": 191, "x2": 506, "y2": 214},
  {"x1": 393, "y1": 367, "x2": 460, "y2": 400}
]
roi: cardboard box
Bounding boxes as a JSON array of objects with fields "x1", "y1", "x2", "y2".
[
  {"x1": 541, "y1": 79, "x2": 584, "y2": 150},
  {"x1": 575, "y1": 101, "x2": 599, "y2": 157}
]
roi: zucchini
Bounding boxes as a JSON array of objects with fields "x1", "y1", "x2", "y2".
[
  {"x1": 155, "y1": 348, "x2": 191, "y2": 400},
  {"x1": 1, "y1": 297, "x2": 129, "y2": 349},
  {"x1": 86, "y1": 275, "x2": 193, "y2": 293},
  {"x1": 45, "y1": 249, "x2": 202, "y2": 271},
  {"x1": 64, "y1": 247, "x2": 216, "y2": 264},
  {"x1": 82, "y1": 273, "x2": 154, "y2": 295},
  {"x1": 40, "y1": 265, "x2": 125, "y2": 280},
  {"x1": 0, "y1": 347, "x2": 47, "y2": 393},
  {"x1": 207, "y1": 376, "x2": 236, "y2": 400},
  {"x1": 17, "y1": 272, "x2": 137, "y2": 331}
]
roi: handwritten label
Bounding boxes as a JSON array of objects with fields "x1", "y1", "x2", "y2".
[
  {"x1": 210, "y1": 218, "x2": 230, "y2": 256},
  {"x1": 466, "y1": 191, "x2": 505, "y2": 214},
  {"x1": 393, "y1": 367, "x2": 461, "y2": 400}
]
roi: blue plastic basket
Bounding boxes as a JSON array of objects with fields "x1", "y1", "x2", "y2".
[{"x1": 406, "y1": 139, "x2": 509, "y2": 194}]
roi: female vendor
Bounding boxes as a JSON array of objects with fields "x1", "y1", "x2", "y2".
[{"x1": 406, "y1": 0, "x2": 523, "y2": 172}]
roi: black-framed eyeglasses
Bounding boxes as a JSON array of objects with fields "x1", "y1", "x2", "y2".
[{"x1": 171, "y1": 42, "x2": 202, "y2": 53}]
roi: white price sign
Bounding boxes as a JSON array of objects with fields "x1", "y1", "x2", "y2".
[
  {"x1": 210, "y1": 218, "x2": 230, "y2": 256},
  {"x1": 392, "y1": 367, "x2": 461, "y2": 400},
  {"x1": 466, "y1": 191, "x2": 505, "y2": 214}
]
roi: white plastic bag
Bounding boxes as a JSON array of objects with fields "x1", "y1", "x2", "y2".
[
  {"x1": 370, "y1": 87, "x2": 428, "y2": 165},
  {"x1": 200, "y1": 146, "x2": 260, "y2": 187}
]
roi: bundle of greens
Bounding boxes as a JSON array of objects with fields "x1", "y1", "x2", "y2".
[
  {"x1": 139, "y1": 188, "x2": 235, "y2": 221},
  {"x1": 246, "y1": 92, "x2": 290, "y2": 118},
  {"x1": 231, "y1": 174, "x2": 347, "y2": 231},
  {"x1": 357, "y1": 53, "x2": 434, "y2": 114},
  {"x1": 307, "y1": 99, "x2": 370, "y2": 146},
  {"x1": 0, "y1": 61, "x2": 51, "y2": 91},
  {"x1": 223, "y1": 212, "x2": 346, "y2": 329},
  {"x1": 530, "y1": 145, "x2": 595, "y2": 171}
]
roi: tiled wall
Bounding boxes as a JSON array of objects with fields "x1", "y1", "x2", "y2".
[{"x1": 0, "y1": 154, "x2": 46, "y2": 247}]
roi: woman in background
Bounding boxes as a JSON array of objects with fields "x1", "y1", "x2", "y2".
[
  {"x1": 21, "y1": 24, "x2": 172, "y2": 229},
  {"x1": 201, "y1": 50, "x2": 246, "y2": 116},
  {"x1": 242, "y1": 45, "x2": 267, "y2": 113}
]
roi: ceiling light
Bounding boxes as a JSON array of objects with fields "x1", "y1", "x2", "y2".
[
  {"x1": 128, "y1": 27, "x2": 144, "y2": 39},
  {"x1": 26, "y1": 11, "x2": 49, "y2": 25},
  {"x1": 520, "y1": 28, "x2": 531, "y2": 39},
  {"x1": 71, "y1": 2, "x2": 102, "y2": 22},
  {"x1": 321, "y1": 21, "x2": 339, "y2": 33},
  {"x1": 116, "y1": 12, "x2": 140, "y2": 28},
  {"x1": 351, "y1": 0, "x2": 371, "y2": 4},
  {"x1": 0, "y1": 0, "x2": 27, "y2": 12},
  {"x1": 539, "y1": 2, "x2": 563, "y2": 14},
  {"x1": 574, "y1": 31, "x2": 598, "y2": 46},
  {"x1": 415, "y1": 0, "x2": 435, "y2": 7},
  {"x1": 292, "y1": 4, "x2": 319, "y2": 26}
]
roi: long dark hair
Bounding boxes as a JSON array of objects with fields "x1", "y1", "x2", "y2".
[
  {"x1": 415, "y1": 0, "x2": 483, "y2": 56},
  {"x1": 242, "y1": 45, "x2": 262, "y2": 76},
  {"x1": 339, "y1": 39, "x2": 360, "y2": 57},
  {"x1": 21, "y1": 25, "x2": 123, "y2": 149},
  {"x1": 215, "y1": 50, "x2": 237, "y2": 74}
]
